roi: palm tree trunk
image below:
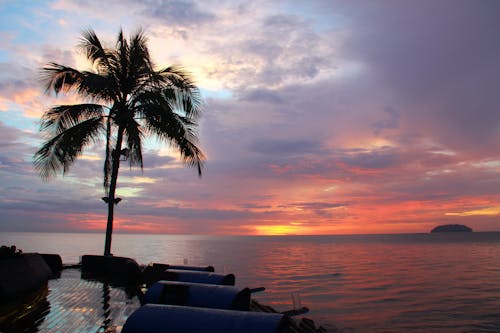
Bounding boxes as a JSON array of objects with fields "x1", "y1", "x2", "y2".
[
  {"x1": 104, "y1": 126, "x2": 124, "y2": 256},
  {"x1": 103, "y1": 115, "x2": 112, "y2": 196}
]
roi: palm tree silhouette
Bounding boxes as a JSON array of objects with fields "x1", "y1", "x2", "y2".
[{"x1": 34, "y1": 29, "x2": 204, "y2": 256}]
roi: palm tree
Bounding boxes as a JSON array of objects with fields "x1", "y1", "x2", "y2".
[{"x1": 34, "y1": 29, "x2": 204, "y2": 256}]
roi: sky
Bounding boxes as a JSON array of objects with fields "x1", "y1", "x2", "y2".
[{"x1": 0, "y1": 0, "x2": 500, "y2": 236}]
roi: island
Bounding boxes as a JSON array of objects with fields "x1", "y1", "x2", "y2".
[{"x1": 430, "y1": 224, "x2": 473, "y2": 233}]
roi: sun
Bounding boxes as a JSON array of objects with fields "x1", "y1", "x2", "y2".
[{"x1": 254, "y1": 224, "x2": 303, "y2": 236}]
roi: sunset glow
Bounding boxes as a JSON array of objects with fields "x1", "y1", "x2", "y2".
[
  {"x1": 1, "y1": 1, "x2": 500, "y2": 235},
  {"x1": 254, "y1": 224, "x2": 307, "y2": 236}
]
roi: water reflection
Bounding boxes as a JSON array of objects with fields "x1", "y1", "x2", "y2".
[
  {"x1": 98, "y1": 283, "x2": 112, "y2": 333},
  {"x1": 3, "y1": 232, "x2": 500, "y2": 332},
  {"x1": 0, "y1": 287, "x2": 51, "y2": 333},
  {"x1": 14, "y1": 269, "x2": 142, "y2": 332}
]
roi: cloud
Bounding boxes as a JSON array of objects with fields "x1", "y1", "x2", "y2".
[
  {"x1": 237, "y1": 88, "x2": 284, "y2": 104},
  {"x1": 0, "y1": 121, "x2": 22, "y2": 146},
  {"x1": 279, "y1": 201, "x2": 348, "y2": 217},
  {"x1": 1, "y1": 1, "x2": 500, "y2": 234},
  {"x1": 335, "y1": 0, "x2": 500, "y2": 153},
  {"x1": 446, "y1": 206, "x2": 500, "y2": 217},
  {"x1": 140, "y1": 0, "x2": 216, "y2": 26},
  {"x1": 250, "y1": 139, "x2": 322, "y2": 156},
  {"x1": 372, "y1": 107, "x2": 400, "y2": 135}
]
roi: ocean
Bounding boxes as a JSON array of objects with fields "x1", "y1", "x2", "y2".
[{"x1": 2, "y1": 232, "x2": 500, "y2": 332}]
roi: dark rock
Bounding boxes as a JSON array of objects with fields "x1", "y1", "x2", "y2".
[
  {"x1": 81, "y1": 255, "x2": 141, "y2": 286},
  {"x1": 0, "y1": 253, "x2": 52, "y2": 303},
  {"x1": 430, "y1": 224, "x2": 473, "y2": 233},
  {"x1": 0, "y1": 245, "x2": 22, "y2": 259},
  {"x1": 40, "y1": 253, "x2": 63, "y2": 278}
]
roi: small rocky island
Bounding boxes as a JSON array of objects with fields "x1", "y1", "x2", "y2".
[{"x1": 430, "y1": 224, "x2": 473, "y2": 233}]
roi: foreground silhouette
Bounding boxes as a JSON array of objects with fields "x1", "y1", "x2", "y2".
[{"x1": 34, "y1": 29, "x2": 204, "y2": 255}]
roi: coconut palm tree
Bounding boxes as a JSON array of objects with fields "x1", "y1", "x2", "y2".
[{"x1": 34, "y1": 29, "x2": 204, "y2": 256}]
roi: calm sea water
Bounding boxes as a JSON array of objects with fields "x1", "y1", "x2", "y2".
[{"x1": 2, "y1": 232, "x2": 500, "y2": 332}]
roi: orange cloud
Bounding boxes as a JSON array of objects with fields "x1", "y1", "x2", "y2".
[{"x1": 445, "y1": 206, "x2": 500, "y2": 217}]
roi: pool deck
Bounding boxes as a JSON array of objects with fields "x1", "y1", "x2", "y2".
[
  {"x1": 2, "y1": 266, "x2": 332, "y2": 333},
  {"x1": 32, "y1": 268, "x2": 140, "y2": 332}
]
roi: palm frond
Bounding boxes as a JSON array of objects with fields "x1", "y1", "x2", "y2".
[
  {"x1": 42, "y1": 63, "x2": 115, "y2": 101},
  {"x1": 42, "y1": 63, "x2": 83, "y2": 95},
  {"x1": 156, "y1": 67, "x2": 202, "y2": 118},
  {"x1": 124, "y1": 119, "x2": 143, "y2": 169},
  {"x1": 79, "y1": 29, "x2": 121, "y2": 100},
  {"x1": 135, "y1": 86, "x2": 202, "y2": 120},
  {"x1": 127, "y1": 29, "x2": 156, "y2": 94},
  {"x1": 34, "y1": 117, "x2": 104, "y2": 179},
  {"x1": 173, "y1": 88, "x2": 202, "y2": 119},
  {"x1": 138, "y1": 98, "x2": 204, "y2": 176},
  {"x1": 129, "y1": 29, "x2": 152, "y2": 70},
  {"x1": 79, "y1": 71, "x2": 117, "y2": 102},
  {"x1": 158, "y1": 66, "x2": 197, "y2": 88},
  {"x1": 37, "y1": 28, "x2": 205, "y2": 182},
  {"x1": 79, "y1": 29, "x2": 113, "y2": 72},
  {"x1": 177, "y1": 136, "x2": 205, "y2": 176},
  {"x1": 41, "y1": 104, "x2": 105, "y2": 134},
  {"x1": 116, "y1": 29, "x2": 130, "y2": 89}
]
